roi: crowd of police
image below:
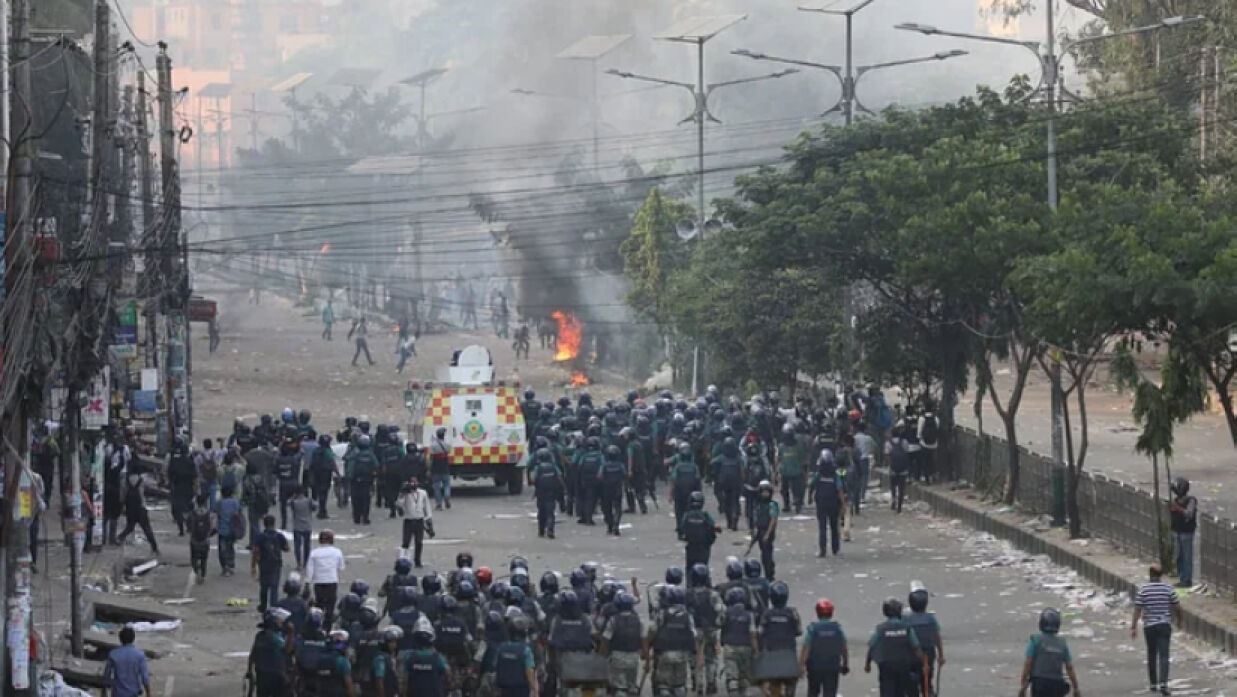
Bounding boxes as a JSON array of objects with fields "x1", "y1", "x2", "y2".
[{"x1": 233, "y1": 385, "x2": 1080, "y2": 697}]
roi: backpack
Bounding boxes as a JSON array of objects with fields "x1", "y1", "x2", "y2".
[
  {"x1": 920, "y1": 416, "x2": 939, "y2": 446},
  {"x1": 245, "y1": 476, "x2": 270, "y2": 510},
  {"x1": 189, "y1": 508, "x2": 212, "y2": 541},
  {"x1": 232, "y1": 508, "x2": 247, "y2": 540},
  {"x1": 220, "y1": 464, "x2": 240, "y2": 493},
  {"x1": 199, "y1": 454, "x2": 218, "y2": 484}
]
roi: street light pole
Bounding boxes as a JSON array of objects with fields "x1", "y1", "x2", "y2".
[{"x1": 609, "y1": 17, "x2": 797, "y2": 395}]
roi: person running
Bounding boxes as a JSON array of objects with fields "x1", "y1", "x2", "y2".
[
  {"x1": 348, "y1": 313, "x2": 375, "y2": 366},
  {"x1": 1131, "y1": 564, "x2": 1180, "y2": 695},
  {"x1": 117, "y1": 468, "x2": 159, "y2": 555}
]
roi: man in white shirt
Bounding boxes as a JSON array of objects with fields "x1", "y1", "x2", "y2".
[
  {"x1": 305, "y1": 529, "x2": 345, "y2": 627},
  {"x1": 397, "y1": 477, "x2": 434, "y2": 568}
]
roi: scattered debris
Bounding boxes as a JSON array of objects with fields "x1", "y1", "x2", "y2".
[{"x1": 225, "y1": 597, "x2": 249, "y2": 607}]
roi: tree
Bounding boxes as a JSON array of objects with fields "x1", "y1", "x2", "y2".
[{"x1": 1112, "y1": 346, "x2": 1208, "y2": 566}]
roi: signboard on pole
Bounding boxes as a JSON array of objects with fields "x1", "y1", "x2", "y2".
[
  {"x1": 111, "y1": 299, "x2": 139, "y2": 358},
  {"x1": 81, "y1": 367, "x2": 110, "y2": 429}
]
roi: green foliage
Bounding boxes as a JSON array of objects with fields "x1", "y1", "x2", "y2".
[{"x1": 620, "y1": 189, "x2": 694, "y2": 327}]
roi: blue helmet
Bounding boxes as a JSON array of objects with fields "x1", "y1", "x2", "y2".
[
  {"x1": 457, "y1": 580, "x2": 478, "y2": 600},
  {"x1": 340, "y1": 592, "x2": 362, "y2": 614},
  {"x1": 306, "y1": 607, "x2": 325, "y2": 630},
  {"x1": 664, "y1": 566, "x2": 684, "y2": 586},
  {"x1": 350, "y1": 580, "x2": 370, "y2": 597},
  {"x1": 569, "y1": 569, "x2": 588, "y2": 589},
  {"x1": 394, "y1": 558, "x2": 412, "y2": 575},
  {"x1": 725, "y1": 558, "x2": 743, "y2": 581},
  {"x1": 769, "y1": 581, "x2": 789, "y2": 608},
  {"x1": 615, "y1": 592, "x2": 636, "y2": 612},
  {"x1": 559, "y1": 590, "x2": 580, "y2": 617},
  {"x1": 540, "y1": 571, "x2": 559, "y2": 594},
  {"x1": 507, "y1": 587, "x2": 526, "y2": 607},
  {"x1": 743, "y1": 559, "x2": 761, "y2": 579},
  {"x1": 490, "y1": 581, "x2": 509, "y2": 601},
  {"x1": 689, "y1": 564, "x2": 710, "y2": 588},
  {"x1": 421, "y1": 574, "x2": 442, "y2": 595},
  {"x1": 1039, "y1": 608, "x2": 1062, "y2": 634}
]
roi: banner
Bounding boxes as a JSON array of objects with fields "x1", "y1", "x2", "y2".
[{"x1": 81, "y1": 367, "x2": 110, "y2": 430}]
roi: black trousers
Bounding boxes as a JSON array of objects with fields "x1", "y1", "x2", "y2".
[
  {"x1": 1144, "y1": 623, "x2": 1171, "y2": 687},
  {"x1": 312, "y1": 482, "x2": 330, "y2": 518},
  {"x1": 685, "y1": 543, "x2": 710, "y2": 570},
  {"x1": 601, "y1": 482, "x2": 624, "y2": 530},
  {"x1": 279, "y1": 487, "x2": 296, "y2": 530},
  {"x1": 718, "y1": 481, "x2": 741, "y2": 529},
  {"x1": 314, "y1": 583, "x2": 338, "y2": 628},
  {"x1": 401, "y1": 518, "x2": 425, "y2": 566},
  {"x1": 577, "y1": 480, "x2": 598, "y2": 523},
  {"x1": 817, "y1": 509, "x2": 840, "y2": 555},
  {"x1": 190, "y1": 540, "x2": 209, "y2": 578},
  {"x1": 352, "y1": 484, "x2": 372, "y2": 523},
  {"x1": 890, "y1": 474, "x2": 908, "y2": 513},
  {"x1": 536, "y1": 495, "x2": 557, "y2": 535},
  {"x1": 117, "y1": 508, "x2": 159, "y2": 553},
  {"x1": 806, "y1": 670, "x2": 840, "y2": 697},
  {"x1": 878, "y1": 666, "x2": 916, "y2": 697},
  {"x1": 781, "y1": 475, "x2": 805, "y2": 511},
  {"x1": 255, "y1": 670, "x2": 287, "y2": 697},
  {"x1": 759, "y1": 536, "x2": 776, "y2": 581}
]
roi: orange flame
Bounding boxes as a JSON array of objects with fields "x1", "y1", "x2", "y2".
[
  {"x1": 570, "y1": 371, "x2": 590, "y2": 387},
  {"x1": 320, "y1": 243, "x2": 332, "y2": 254},
  {"x1": 551, "y1": 310, "x2": 581, "y2": 362}
]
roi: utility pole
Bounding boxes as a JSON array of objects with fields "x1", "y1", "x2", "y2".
[
  {"x1": 117, "y1": 86, "x2": 135, "y2": 242},
  {"x1": 609, "y1": 15, "x2": 797, "y2": 395},
  {"x1": 156, "y1": 44, "x2": 184, "y2": 446},
  {"x1": 137, "y1": 70, "x2": 159, "y2": 371},
  {"x1": 4, "y1": 0, "x2": 36, "y2": 688}
]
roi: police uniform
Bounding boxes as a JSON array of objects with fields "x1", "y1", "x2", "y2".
[
  {"x1": 670, "y1": 458, "x2": 703, "y2": 535},
  {"x1": 354, "y1": 627, "x2": 385, "y2": 693},
  {"x1": 575, "y1": 449, "x2": 603, "y2": 525},
  {"x1": 549, "y1": 614, "x2": 596, "y2": 697},
  {"x1": 867, "y1": 618, "x2": 921, "y2": 697},
  {"x1": 802, "y1": 620, "x2": 846, "y2": 697},
  {"x1": 906, "y1": 611, "x2": 941, "y2": 694},
  {"x1": 776, "y1": 441, "x2": 806, "y2": 512},
  {"x1": 758, "y1": 606, "x2": 801, "y2": 693},
  {"x1": 711, "y1": 452, "x2": 743, "y2": 531},
  {"x1": 348, "y1": 449, "x2": 378, "y2": 524},
  {"x1": 368, "y1": 650, "x2": 400, "y2": 697},
  {"x1": 599, "y1": 455, "x2": 628, "y2": 533},
  {"x1": 754, "y1": 499, "x2": 780, "y2": 581},
  {"x1": 495, "y1": 640, "x2": 536, "y2": 697},
  {"x1": 532, "y1": 459, "x2": 564, "y2": 537},
  {"x1": 681, "y1": 509, "x2": 718, "y2": 570},
  {"x1": 401, "y1": 647, "x2": 449, "y2": 697},
  {"x1": 687, "y1": 587, "x2": 724, "y2": 694},
  {"x1": 435, "y1": 612, "x2": 474, "y2": 673},
  {"x1": 602, "y1": 610, "x2": 644, "y2": 697},
  {"x1": 648, "y1": 606, "x2": 697, "y2": 697},
  {"x1": 250, "y1": 628, "x2": 289, "y2": 697},
  {"x1": 719, "y1": 603, "x2": 756, "y2": 697},
  {"x1": 1026, "y1": 633, "x2": 1072, "y2": 697}
]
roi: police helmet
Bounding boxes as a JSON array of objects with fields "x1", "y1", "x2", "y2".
[
  {"x1": 569, "y1": 569, "x2": 588, "y2": 589},
  {"x1": 586, "y1": 436, "x2": 602, "y2": 450},
  {"x1": 350, "y1": 580, "x2": 370, "y2": 597},
  {"x1": 725, "y1": 558, "x2": 744, "y2": 581},
  {"x1": 689, "y1": 563, "x2": 710, "y2": 588},
  {"x1": 317, "y1": 433, "x2": 332, "y2": 448},
  {"x1": 358, "y1": 418, "x2": 371, "y2": 434},
  {"x1": 677, "y1": 441, "x2": 693, "y2": 457},
  {"x1": 306, "y1": 607, "x2": 326, "y2": 630},
  {"x1": 881, "y1": 597, "x2": 904, "y2": 619},
  {"x1": 540, "y1": 571, "x2": 560, "y2": 594},
  {"x1": 559, "y1": 590, "x2": 580, "y2": 617},
  {"x1": 440, "y1": 595, "x2": 459, "y2": 613},
  {"x1": 476, "y1": 567, "x2": 493, "y2": 586},
  {"x1": 395, "y1": 558, "x2": 413, "y2": 575},
  {"x1": 359, "y1": 599, "x2": 380, "y2": 627},
  {"x1": 1039, "y1": 608, "x2": 1062, "y2": 634},
  {"x1": 264, "y1": 606, "x2": 292, "y2": 628},
  {"x1": 598, "y1": 580, "x2": 618, "y2": 605},
  {"x1": 524, "y1": 389, "x2": 536, "y2": 401},
  {"x1": 511, "y1": 569, "x2": 531, "y2": 592},
  {"x1": 636, "y1": 415, "x2": 650, "y2": 428},
  {"x1": 616, "y1": 593, "x2": 636, "y2": 612},
  {"x1": 619, "y1": 427, "x2": 634, "y2": 440},
  {"x1": 539, "y1": 407, "x2": 553, "y2": 419},
  {"x1": 758, "y1": 479, "x2": 774, "y2": 495},
  {"x1": 672, "y1": 412, "x2": 686, "y2": 426},
  {"x1": 389, "y1": 430, "x2": 401, "y2": 445},
  {"x1": 815, "y1": 599, "x2": 834, "y2": 619},
  {"x1": 457, "y1": 580, "x2": 478, "y2": 600},
  {"x1": 509, "y1": 615, "x2": 531, "y2": 640},
  {"x1": 908, "y1": 589, "x2": 929, "y2": 613},
  {"x1": 558, "y1": 396, "x2": 571, "y2": 408},
  {"x1": 340, "y1": 593, "x2": 362, "y2": 614},
  {"x1": 665, "y1": 586, "x2": 686, "y2": 606},
  {"x1": 357, "y1": 434, "x2": 372, "y2": 449},
  {"x1": 507, "y1": 587, "x2": 526, "y2": 607},
  {"x1": 582, "y1": 561, "x2": 600, "y2": 582},
  {"x1": 744, "y1": 559, "x2": 762, "y2": 579},
  {"x1": 689, "y1": 491, "x2": 705, "y2": 510},
  {"x1": 456, "y1": 551, "x2": 474, "y2": 569},
  {"x1": 282, "y1": 407, "x2": 295, "y2": 423},
  {"x1": 657, "y1": 566, "x2": 681, "y2": 587},
  {"x1": 605, "y1": 444, "x2": 622, "y2": 459},
  {"x1": 298, "y1": 409, "x2": 312, "y2": 425},
  {"x1": 283, "y1": 577, "x2": 302, "y2": 596},
  {"x1": 422, "y1": 574, "x2": 442, "y2": 595},
  {"x1": 485, "y1": 610, "x2": 505, "y2": 633},
  {"x1": 329, "y1": 629, "x2": 349, "y2": 648},
  {"x1": 769, "y1": 582, "x2": 790, "y2": 608},
  {"x1": 383, "y1": 625, "x2": 404, "y2": 642}
]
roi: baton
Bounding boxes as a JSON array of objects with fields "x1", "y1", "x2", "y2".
[
  {"x1": 744, "y1": 535, "x2": 759, "y2": 556},
  {"x1": 934, "y1": 661, "x2": 942, "y2": 697}
]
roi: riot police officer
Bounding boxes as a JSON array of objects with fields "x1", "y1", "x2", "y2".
[
  {"x1": 599, "y1": 445, "x2": 628, "y2": 535},
  {"x1": 380, "y1": 558, "x2": 417, "y2": 618},
  {"x1": 347, "y1": 435, "x2": 379, "y2": 525},
  {"x1": 295, "y1": 608, "x2": 331, "y2": 697},
  {"x1": 353, "y1": 599, "x2": 385, "y2": 695},
  {"x1": 864, "y1": 598, "x2": 928, "y2": 697},
  {"x1": 711, "y1": 437, "x2": 744, "y2": 531},
  {"x1": 645, "y1": 586, "x2": 700, "y2": 697},
  {"x1": 686, "y1": 564, "x2": 723, "y2": 696},
  {"x1": 548, "y1": 590, "x2": 597, "y2": 697},
  {"x1": 757, "y1": 582, "x2": 801, "y2": 696},
  {"x1": 402, "y1": 618, "x2": 451, "y2": 697},
  {"x1": 531, "y1": 448, "x2": 565, "y2": 538},
  {"x1": 799, "y1": 599, "x2": 848, "y2": 697},
  {"x1": 752, "y1": 481, "x2": 780, "y2": 581},
  {"x1": 494, "y1": 615, "x2": 538, "y2": 697},
  {"x1": 907, "y1": 587, "x2": 945, "y2": 696},
  {"x1": 248, "y1": 607, "x2": 292, "y2": 697},
  {"x1": 680, "y1": 491, "x2": 719, "y2": 570},
  {"x1": 575, "y1": 438, "x2": 604, "y2": 526},
  {"x1": 669, "y1": 442, "x2": 703, "y2": 539},
  {"x1": 720, "y1": 587, "x2": 757, "y2": 697},
  {"x1": 601, "y1": 592, "x2": 643, "y2": 697}
]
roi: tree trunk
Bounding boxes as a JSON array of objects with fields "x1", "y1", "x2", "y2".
[
  {"x1": 1000, "y1": 413, "x2": 1019, "y2": 504},
  {"x1": 939, "y1": 365, "x2": 959, "y2": 481},
  {"x1": 1152, "y1": 452, "x2": 1167, "y2": 568},
  {"x1": 1219, "y1": 388, "x2": 1237, "y2": 447}
]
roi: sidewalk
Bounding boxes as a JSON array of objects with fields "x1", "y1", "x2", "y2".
[{"x1": 883, "y1": 470, "x2": 1237, "y2": 656}]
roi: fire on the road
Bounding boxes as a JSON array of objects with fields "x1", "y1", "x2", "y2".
[
  {"x1": 551, "y1": 310, "x2": 582, "y2": 362},
  {"x1": 569, "y1": 371, "x2": 590, "y2": 387}
]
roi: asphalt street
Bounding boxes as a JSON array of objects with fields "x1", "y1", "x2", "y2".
[{"x1": 40, "y1": 480, "x2": 1231, "y2": 696}]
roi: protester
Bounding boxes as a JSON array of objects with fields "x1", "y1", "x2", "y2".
[
  {"x1": 1168, "y1": 477, "x2": 1197, "y2": 589},
  {"x1": 306, "y1": 529, "x2": 346, "y2": 628},
  {"x1": 397, "y1": 476, "x2": 433, "y2": 568},
  {"x1": 102, "y1": 627, "x2": 151, "y2": 697},
  {"x1": 290, "y1": 486, "x2": 315, "y2": 570},
  {"x1": 252, "y1": 514, "x2": 289, "y2": 613},
  {"x1": 117, "y1": 468, "x2": 159, "y2": 555},
  {"x1": 215, "y1": 485, "x2": 243, "y2": 576}
]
